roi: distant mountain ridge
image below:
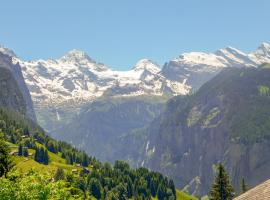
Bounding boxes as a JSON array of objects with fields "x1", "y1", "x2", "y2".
[{"x1": 0, "y1": 43, "x2": 269, "y2": 110}]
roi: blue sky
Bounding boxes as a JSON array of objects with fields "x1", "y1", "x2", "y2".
[{"x1": 1, "y1": 0, "x2": 270, "y2": 70}]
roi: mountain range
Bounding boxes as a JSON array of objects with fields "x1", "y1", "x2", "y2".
[
  {"x1": 6, "y1": 42, "x2": 270, "y2": 106},
  {"x1": 1, "y1": 43, "x2": 269, "y2": 134},
  {"x1": 1, "y1": 43, "x2": 270, "y2": 197}
]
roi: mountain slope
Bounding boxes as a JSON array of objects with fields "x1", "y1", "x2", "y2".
[
  {"x1": 55, "y1": 96, "x2": 167, "y2": 163},
  {"x1": 0, "y1": 100, "x2": 180, "y2": 200},
  {"x1": 162, "y1": 44, "x2": 270, "y2": 90},
  {"x1": 144, "y1": 64, "x2": 270, "y2": 196},
  {"x1": 0, "y1": 51, "x2": 36, "y2": 120},
  {"x1": 0, "y1": 66, "x2": 26, "y2": 114}
]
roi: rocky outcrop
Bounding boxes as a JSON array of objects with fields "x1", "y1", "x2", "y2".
[{"x1": 0, "y1": 52, "x2": 36, "y2": 120}]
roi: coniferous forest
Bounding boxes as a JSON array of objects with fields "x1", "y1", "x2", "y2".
[{"x1": 0, "y1": 108, "x2": 177, "y2": 199}]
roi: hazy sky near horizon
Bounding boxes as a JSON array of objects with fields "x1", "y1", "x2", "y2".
[{"x1": 1, "y1": 0, "x2": 270, "y2": 70}]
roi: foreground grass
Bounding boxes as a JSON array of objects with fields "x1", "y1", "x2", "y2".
[{"x1": 176, "y1": 190, "x2": 198, "y2": 200}]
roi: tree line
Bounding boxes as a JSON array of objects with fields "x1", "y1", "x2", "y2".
[{"x1": 0, "y1": 108, "x2": 94, "y2": 167}]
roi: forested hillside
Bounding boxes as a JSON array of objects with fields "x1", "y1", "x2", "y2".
[{"x1": 0, "y1": 108, "x2": 180, "y2": 199}]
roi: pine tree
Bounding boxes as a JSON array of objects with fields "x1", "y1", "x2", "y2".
[
  {"x1": 82, "y1": 153, "x2": 89, "y2": 167},
  {"x1": 10, "y1": 134, "x2": 16, "y2": 144},
  {"x1": 116, "y1": 183, "x2": 127, "y2": 200},
  {"x1": 40, "y1": 147, "x2": 45, "y2": 163},
  {"x1": 209, "y1": 163, "x2": 235, "y2": 200},
  {"x1": 150, "y1": 177, "x2": 158, "y2": 197},
  {"x1": 54, "y1": 167, "x2": 66, "y2": 181},
  {"x1": 18, "y1": 144, "x2": 23, "y2": 156},
  {"x1": 126, "y1": 176, "x2": 133, "y2": 198},
  {"x1": 241, "y1": 177, "x2": 248, "y2": 194},
  {"x1": 157, "y1": 183, "x2": 166, "y2": 200},
  {"x1": 89, "y1": 178, "x2": 103, "y2": 199},
  {"x1": 77, "y1": 177, "x2": 88, "y2": 199},
  {"x1": 34, "y1": 147, "x2": 40, "y2": 162},
  {"x1": 44, "y1": 150, "x2": 49, "y2": 165},
  {"x1": 168, "y1": 179, "x2": 176, "y2": 198},
  {"x1": 23, "y1": 147, "x2": 28, "y2": 157},
  {"x1": 0, "y1": 139, "x2": 14, "y2": 178}
]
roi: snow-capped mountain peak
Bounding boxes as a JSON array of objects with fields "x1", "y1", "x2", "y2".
[
  {"x1": 249, "y1": 42, "x2": 270, "y2": 64},
  {"x1": 216, "y1": 46, "x2": 246, "y2": 56},
  {"x1": 59, "y1": 49, "x2": 94, "y2": 63},
  {"x1": 260, "y1": 42, "x2": 270, "y2": 50},
  {"x1": 215, "y1": 46, "x2": 256, "y2": 67},
  {"x1": 133, "y1": 59, "x2": 160, "y2": 73},
  {"x1": 253, "y1": 42, "x2": 270, "y2": 57},
  {"x1": 174, "y1": 52, "x2": 226, "y2": 67},
  {"x1": 57, "y1": 49, "x2": 109, "y2": 72},
  {"x1": 0, "y1": 45, "x2": 17, "y2": 58}
]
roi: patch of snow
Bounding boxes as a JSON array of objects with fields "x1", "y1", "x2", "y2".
[
  {"x1": 56, "y1": 110, "x2": 60, "y2": 121},
  {"x1": 145, "y1": 141, "x2": 150, "y2": 153}
]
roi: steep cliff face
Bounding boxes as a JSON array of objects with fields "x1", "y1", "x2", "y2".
[
  {"x1": 145, "y1": 64, "x2": 270, "y2": 196},
  {"x1": 0, "y1": 52, "x2": 36, "y2": 120},
  {"x1": 55, "y1": 96, "x2": 166, "y2": 163},
  {"x1": 0, "y1": 67, "x2": 26, "y2": 114}
]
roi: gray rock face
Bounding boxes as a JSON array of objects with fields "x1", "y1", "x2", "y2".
[
  {"x1": 55, "y1": 96, "x2": 166, "y2": 163},
  {"x1": 0, "y1": 52, "x2": 36, "y2": 121},
  {"x1": 144, "y1": 66, "x2": 270, "y2": 196}
]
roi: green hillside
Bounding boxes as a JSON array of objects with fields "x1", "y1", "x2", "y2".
[
  {"x1": 0, "y1": 107, "x2": 198, "y2": 199},
  {"x1": 5, "y1": 142, "x2": 198, "y2": 200},
  {"x1": 176, "y1": 190, "x2": 198, "y2": 200}
]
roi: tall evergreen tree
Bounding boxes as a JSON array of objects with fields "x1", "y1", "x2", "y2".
[
  {"x1": 157, "y1": 183, "x2": 166, "y2": 200},
  {"x1": 34, "y1": 147, "x2": 49, "y2": 165},
  {"x1": 0, "y1": 139, "x2": 14, "y2": 178},
  {"x1": 34, "y1": 147, "x2": 39, "y2": 162},
  {"x1": 44, "y1": 150, "x2": 49, "y2": 165},
  {"x1": 54, "y1": 167, "x2": 66, "y2": 181},
  {"x1": 168, "y1": 179, "x2": 176, "y2": 198},
  {"x1": 240, "y1": 177, "x2": 248, "y2": 194},
  {"x1": 77, "y1": 177, "x2": 88, "y2": 199},
  {"x1": 23, "y1": 147, "x2": 28, "y2": 157},
  {"x1": 40, "y1": 147, "x2": 45, "y2": 163},
  {"x1": 126, "y1": 176, "x2": 133, "y2": 198},
  {"x1": 89, "y1": 178, "x2": 103, "y2": 199},
  {"x1": 209, "y1": 163, "x2": 234, "y2": 200},
  {"x1": 82, "y1": 153, "x2": 89, "y2": 167},
  {"x1": 18, "y1": 144, "x2": 23, "y2": 156}
]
